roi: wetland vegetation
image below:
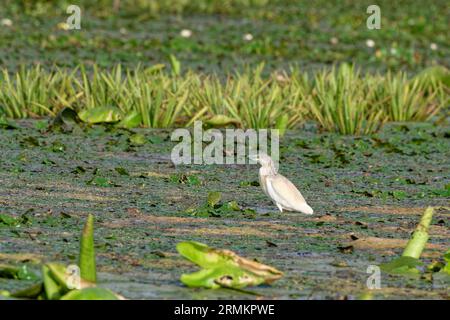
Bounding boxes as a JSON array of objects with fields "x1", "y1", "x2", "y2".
[{"x1": 0, "y1": 0, "x2": 449, "y2": 300}]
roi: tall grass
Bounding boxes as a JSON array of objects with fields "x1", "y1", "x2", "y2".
[
  {"x1": 0, "y1": 64, "x2": 447, "y2": 134},
  {"x1": 306, "y1": 64, "x2": 385, "y2": 135},
  {"x1": 382, "y1": 72, "x2": 441, "y2": 122}
]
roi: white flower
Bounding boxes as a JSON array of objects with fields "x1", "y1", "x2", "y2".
[
  {"x1": 430, "y1": 43, "x2": 438, "y2": 51},
  {"x1": 1, "y1": 18, "x2": 13, "y2": 27},
  {"x1": 366, "y1": 39, "x2": 375, "y2": 48},
  {"x1": 180, "y1": 29, "x2": 192, "y2": 38},
  {"x1": 390, "y1": 48, "x2": 397, "y2": 55},
  {"x1": 243, "y1": 33, "x2": 253, "y2": 41},
  {"x1": 330, "y1": 37, "x2": 339, "y2": 45}
]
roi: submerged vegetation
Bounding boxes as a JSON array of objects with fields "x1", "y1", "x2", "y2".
[{"x1": 0, "y1": 64, "x2": 448, "y2": 135}]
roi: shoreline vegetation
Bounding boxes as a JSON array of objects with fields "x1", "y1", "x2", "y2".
[{"x1": 0, "y1": 63, "x2": 448, "y2": 135}]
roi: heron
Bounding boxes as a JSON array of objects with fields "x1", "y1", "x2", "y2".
[{"x1": 249, "y1": 153, "x2": 314, "y2": 214}]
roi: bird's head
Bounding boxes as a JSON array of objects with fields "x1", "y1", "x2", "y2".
[{"x1": 249, "y1": 153, "x2": 276, "y2": 170}]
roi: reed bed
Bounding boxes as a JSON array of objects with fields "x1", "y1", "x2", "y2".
[{"x1": 0, "y1": 64, "x2": 447, "y2": 134}]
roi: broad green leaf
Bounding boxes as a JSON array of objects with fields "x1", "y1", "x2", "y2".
[
  {"x1": 116, "y1": 111, "x2": 142, "y2": 129},
  {"x1": 207, "y1": 192, "x2": 222, "y2": 207},
  {"x1": 380, "y1": 207, "x2": 434, "y2": 276},
  {"x1": 146, "y1": 63, "x2": 166, "y2": 73},
  {"x1": 177, "y1": 241, "x2": 283, "y2": 289},
  {"x1": 78, "y1": 106, "x2": 122, "y2": 124},
  {"x1": 10, "y1": 283, "x2": 43, "y2": 299},
  {"x1": 79, "y1": 214, "x2": 96, "y2": 283},
  {"x1": 225, "y1": 201, "x2": 240, "y2": 211},
  {"x1": 42, "y1": 264, "x2": 66, "y2": 300},
  {"x1": 0, "y1": 213, "x2": 18, "y2": 226},
  {"x1": 60, "y1": 287, "x2": 119, "y2": 300},
  {"x1": 177, "y1": 242, "x2": 227, "y2": 269},
  {"x1": 380, "y1": 256, "x2": 422, "y2": 275},
  {"x1": 392, "y1": 190, "x2": 407, "y2": 200},
  {"x1": 88, "y1": 176, "x2": 114, "y2": 187},
  {"x1": 0, "y1": 264, "x2": 39, "y2": 280},
  {"x1": 17, "y1": 265, "x2": 39, "y2": 280}
]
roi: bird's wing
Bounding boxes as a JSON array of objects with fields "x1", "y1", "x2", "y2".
[{"x1": 266, "y1": 174, "x2": 309, "y2": 211}]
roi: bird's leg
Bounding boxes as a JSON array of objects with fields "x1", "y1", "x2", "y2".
[{"x1": 276, "y1": 203, "x2": 283, "y2": 212}]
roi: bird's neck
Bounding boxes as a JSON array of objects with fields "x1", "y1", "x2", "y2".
[{"x1": 260, "y1": 165, "x2": 277, "y2": 177}]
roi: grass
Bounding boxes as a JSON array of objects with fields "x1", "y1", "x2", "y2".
[
  {"x1": 0, "y1": 63, "x2": 447, "y2": 134},
  {"x1": 0, "y1": 1, "x2": 448, "y2": 73}
]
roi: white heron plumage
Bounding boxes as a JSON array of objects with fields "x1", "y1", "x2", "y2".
[{"x1": 250, "y1": 153, "x2": 314, "y2": 214}]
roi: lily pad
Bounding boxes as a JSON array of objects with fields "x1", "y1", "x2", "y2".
[
  {"x1": 205, "y1": 115, "x2": 240, "y2": 127},
  {"x1": 78, "y1": 106, "x2": 122, "y2": 124}
]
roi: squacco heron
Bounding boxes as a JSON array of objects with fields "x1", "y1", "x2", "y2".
[{"x1": 249, "y1": 153, "x2": 314, "y2": 214}]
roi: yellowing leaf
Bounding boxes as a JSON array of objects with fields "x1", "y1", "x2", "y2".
[
  {"x1": 205, "y1": 115, "x2": 240, "y2": 127},
  {"x1": 176, "y1": 241, "x2": 283, "y2": 289}
]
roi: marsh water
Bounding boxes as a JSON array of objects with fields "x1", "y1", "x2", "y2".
[{"x1": 0, "y1": 120, "x2": 449, "y2": 299}]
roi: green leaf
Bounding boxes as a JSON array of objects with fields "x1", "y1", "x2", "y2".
[
  {"x1": 116, "y1": 111, "x2": 142, "y2": 129},
  {"x1": 177, "y1": 242, "x2": 227, "y2": 269},
  {"x1": 88, "y1": 176, "x2": 114, "y2": 187},
  {"x1": 275, "y1": 114, "x2": 289, "y2": 137},
  {"x1": 207, "y1": 192, "x2": 222, "y2": 207},
  {"x1": 176, "y1": 241, "x2": 283, "y2": 289},
  {"x1": 10, "y1": 282, "x2": 43, "y2": 299},
  {"x1": 402, "y1": 206, "x2": 433, "y2": 259},
  {"x1": 16, "y1": 265, "x2": 39, "y2": 280},
  {"x1": 168, "y1": 54, "x2": 181, "y2": 76},
  {"x1": 114, "y1": 167, "x2": 129, "y2": 176},
  {"x1": 0, "y1": 264, "x2": 38, "y2": 280},
  {"x1": 78, "y1": 106, "x2": 122, "y2": 124},
  {"x1": 391, "y1": 190, "x2": 407, "y2": 200},
  {"x1": 380, "y1": 256, "x2": 422, "y2": 275},
  {"x1": 60, "y1": 287, "x2": 119, "y2": 300},
  {"x1": 205, "y1": 115, "x2": 240, "y2": 127},
  {"x1": 442, "y1": 249, "x2": 450, "y2": 275},
  {"x1": 0, "y1": 213, "x2": 18, "y2": 226},
  {"x1": 79, "y1": 214, "x2": 96, "y2": 283}
]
